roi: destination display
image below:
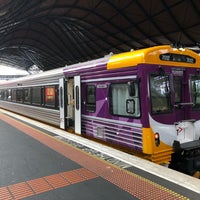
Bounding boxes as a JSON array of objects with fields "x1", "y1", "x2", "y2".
[{"x1": 160, "y1": 53, "x2": 196, "y2": 64}]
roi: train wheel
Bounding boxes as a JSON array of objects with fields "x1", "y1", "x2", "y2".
[{"x1": 193, "y1": 171, "x2": 200, "y2": 179}]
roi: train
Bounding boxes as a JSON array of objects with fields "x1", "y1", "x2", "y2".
[{"x1": 0, "y1": 45, "x2": 200, "y2": 177}]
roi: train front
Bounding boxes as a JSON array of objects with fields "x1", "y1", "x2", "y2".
[
  {"x1": 106, "y1": 45, "x2": 200, "y2": 177},
  {"x1": 143, "y1": 48, "x2": 200, "y2": 177}
]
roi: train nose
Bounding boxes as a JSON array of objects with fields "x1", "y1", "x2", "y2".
[
  {"x1": 170, "y1": 139, "x2": 200, "y2": 177},
  {"x1": 174, "y1": 120, "x2": 196, "y2": 143}
]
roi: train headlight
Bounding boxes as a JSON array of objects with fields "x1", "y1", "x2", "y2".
[{"x1": 155, "y1": 133, "x2": 160, "y2": 146}]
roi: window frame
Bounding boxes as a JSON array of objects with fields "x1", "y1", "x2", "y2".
[
  {"x1": 149, "y1": 73, "x2": 172, "y2": 115},
  {"x1": 31, "y1": 86, "x2": 43, "y2": 105},
  {"x1": 109, "y1": 81, "x2": 141, "y2": 118},
  {"x1": 16, "y1": 89, "x2": 24, "y2": 102},
  {"x1": 173, "y1": 76, "x2": 182, "y2": 105},
  {"x1": 44, "y1": 86, "x2": 57, "y2": 108},
  {"x1": 190, "y1": 75, "x2": 200, "y2": 110},
  {"x1": 86, "y1": 84, "x2": 96, "y2": 112},
  {"x1": 23, "y1": 88, "x2": 32, "y2": 104}
]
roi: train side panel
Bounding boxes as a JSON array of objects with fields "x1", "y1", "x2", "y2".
[
  {"x1": 0, "y1": 67, "x2": 64, "y2": 126},
  {"x1": 0, "y1": 101, "x2": 60, "y2": 126},
  {"x1": 64, "y1": 60, "x2": 145, "y2": 152}
]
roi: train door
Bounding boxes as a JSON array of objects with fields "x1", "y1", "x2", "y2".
[
  {"x1": 149, "y1": 68, "x2": 195, "y2": 143},
  {"x1": 74, "y1": 75, "x2": 81, "y2": 134},
  {"x1": 66, "y1": 78, "x2": 74, "y2": 131},
  {"x1": 65, "y1": 75, "x2": 81, "y2": 134},
  {"x1": 172, "y1": 70, "x2": 195, "y2": 142},
  {"x1": 59, "y1": 78, "x2": 66, "y2": 129},
  {"x1": 172, "y1": 71, "x2": 186, "y2": 122}
]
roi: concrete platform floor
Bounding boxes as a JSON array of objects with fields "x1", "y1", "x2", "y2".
[{"x1": 0, "y1": 110, "x2": 199, "y2": 199}]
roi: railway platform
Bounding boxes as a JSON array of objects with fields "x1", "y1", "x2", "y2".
[{"x1": 0, "y1": 109, "x2": 199, "y2": 200}]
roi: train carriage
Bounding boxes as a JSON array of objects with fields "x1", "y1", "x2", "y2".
[
  {"x1": 61, "y1": 45, "x2": 200, "y2": 175},
  {"x1": 0, "y1": 68, "x2": 64, "y2": 126},
  {"x1": 1, "y1": 45, "x2": 200, "y2": 176}
]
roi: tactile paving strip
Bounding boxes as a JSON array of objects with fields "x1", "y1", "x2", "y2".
[
  {"x1": 0, "y1": 168, "x2": 98, "y2": 200},
  {"x1": 0, "y1": 187, "x2": 13, "y2": 200},
  {"x1": 0, "y1": 113, "x2": 190, "y2": 200}
]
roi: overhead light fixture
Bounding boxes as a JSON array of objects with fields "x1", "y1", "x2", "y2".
[{"x1": 171, "y1": 43, "x2": 185, "y2": 51}]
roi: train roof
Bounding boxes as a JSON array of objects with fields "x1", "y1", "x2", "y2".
[
  {"x1": 0, "y1": 67, "x2": 64, "y2": 88},
  {"x1": 63, "y1": 56, "x2": 110, "y2": 73},
  {"x1": 107, "y1": 45, "x2": 200, "y2": 69}
]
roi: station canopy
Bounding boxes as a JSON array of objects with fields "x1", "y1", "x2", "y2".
[{"x1": 0, "y1": 0, "x2": 199, "y2": 72}]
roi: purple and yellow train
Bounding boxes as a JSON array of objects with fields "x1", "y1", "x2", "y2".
[{"x1": 1, "y1": 45, "x2": 200, "y2": 176}]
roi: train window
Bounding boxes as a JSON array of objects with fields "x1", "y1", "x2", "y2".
[
  {"x1": 2, "y1": 90, "x2": 9, "y2": 100},
  {"x1": 2, "y1": 90, "x2": 6, "y2": 100},
  {"x1": 110, "y1": 82, "x2": 140, "y2": 117},
  {"x1": 7, "y1": 89, "x2": 11, "y2": 101},
  {"x1": 24, "y1": 88, "x2": 31, "y2": 103},
  {"x1": 149, "y1": 74, "x2": 171, "y2": 114},
  {"x1": 59, "y1": 87, "x2": 63, "y2": 108},
  {"x1": 55, "y1": 86, "x2": 59, "y2": 109},
  {"x1": 191, "y1": 75, "x2": 200, "y2": 110},
  {"x1": 41, "y1": 87, "x2": 45, "y2": 106},
  {"x1": 45, "y1": 86, "x2": 56, "y2": 107},
  {"x1": 16, "y1": 89, "x2": 23, "y2": 102},
  {"x1": 11, "y1": 89, "x2": 16, "y2": 101},
  {"x1": 32, "y1": 87, "x2": 42, "y2": 105},
  {"x1": 76, "y1": 86, "x2": 79, "y2": 110},
  {"x1": 0, "y1": 90, "x2": 5, "y2": 100},
  {"x1": 173, "y1": 76, "x2": 182, "y2": 104},
  {"x1": 86, "y1": 85, "x2": 96, "y2": 112},
  {"x1": 1, "y1": 89, "x2": 14, "y2": 101}
]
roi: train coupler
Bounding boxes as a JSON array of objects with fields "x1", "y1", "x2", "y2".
[{"x1": 169, "y1": 139, "x2": 200, "y2": 177}]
